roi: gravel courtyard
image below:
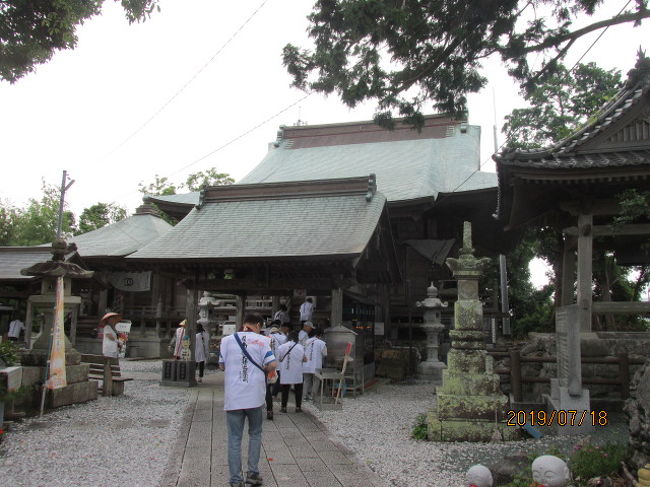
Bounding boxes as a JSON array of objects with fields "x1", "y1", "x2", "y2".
[
  {"x1": 0, "y1": 360, "x2": 191, "y2": 487},
  {"x1": 303, "y1": 381, "x2": 628, "y2": 487}
]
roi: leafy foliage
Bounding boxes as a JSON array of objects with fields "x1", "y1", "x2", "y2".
[
  {"x1": 570, "y1": 443, "x2": 628, "y2": 485},
  {"x1": 138, "y1": 174, "x2": 178, "y2": 196},
  {"x1": 503, "y1": 62, "x2": 622, "y2": 150},
  {"x1": 283, "y1": 1, "x2": 649, "y2": 126},
  {"x1": 10, "y1": 180, "x2": 76, "y2": 245},
  {"x1": 0, "y1": 0, "x2": 159, "y2": 83},
  {"x1": 0, "y1": 340, "x2": 19, "y2": 366},
  {"x1": 76, "y1": 202, "x2": 127, "y2": 235},
  {"x1": 184, "y1": 168, "x2": 234, "y2": 192},
  {"x1": 411, "y1": 414, "x2": 428, "y2": 440},
  {"x1": 0, "y1": 200, "x2": 21, "y2": 245}
]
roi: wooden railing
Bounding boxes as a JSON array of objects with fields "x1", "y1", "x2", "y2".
[{"x1": 488, "y1": 349, "x2": 645, "y2": 402}]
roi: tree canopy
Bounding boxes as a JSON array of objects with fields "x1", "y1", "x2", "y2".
[
  {"x1": 76, "y1": 202, "x2": 127, "y2": 235},
  {"x1": 283, "y1": 0, "x2": 650, "y2": 126},
  {"x1": 138, "y1": 168, "x2": 235, "y2": 195},
  {"x1": 503, "y1": 62, "x2": 622, "y2": 149},
  {"x1": 0, "y1": 0, "x2": 159, "y2": 83}
]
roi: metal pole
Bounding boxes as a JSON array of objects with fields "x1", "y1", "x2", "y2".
[
  {"x1": 56, "y1": 170, "x2": 75, "y2": 238},
  {"x1": 499, "y1": 254, "x2": 511, "y2": 336}
]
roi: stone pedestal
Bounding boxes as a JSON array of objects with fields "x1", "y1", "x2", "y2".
[
  {"x1": 427, "y1": 222, "x2": 517, "y2": 442},
  {"x1": 161, "y1": 360, "x2": 196, "y2": 387},
  {"x1": 19, "y1": 364, "x2": 97, "y2": 409}
]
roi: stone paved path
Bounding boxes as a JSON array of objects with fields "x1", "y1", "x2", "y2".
[{"x1": 162, "y1": 371, "x2": 389, "y2": 487}]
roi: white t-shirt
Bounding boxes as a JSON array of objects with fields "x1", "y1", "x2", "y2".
[
  {"x1": 102, "y1": 325, "x2": 118, "y2": 357},
  {"x1": 219, "y1": 332, "x2": 275, "y2": 411},
  {"x1": 272, "y1": 332, "x2": 287, "y2": 347},
  {"x1": 195, "y1": 331, "x2": 210, "y2": 362},
  {"x1": 299, "y1": 301, "x2": 314, "y2": 321},
  {"x1": 277, "y1": 341, "x2": 305, "y2": 384},
  {"x1": 298, "y1": 329, "x2": 309, "y2": 346},
  {"x1": 8, "y1": 320, "x2": 25, "y2": 338},
  {"x1": 273, "y1": 310, "x2": 290, "y2": 324},
  {"x1": 303, "y1": 337, "x2": 327, "y2": 374}
]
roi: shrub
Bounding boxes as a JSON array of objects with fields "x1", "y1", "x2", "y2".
[
  {"x1": 411, "y1": 414, "x2": 428, "y2": 440},
  {"x1": 570, "y1": 442, "x2": 628, "y2": 484},
  {"x1": 0, "y1": 341, "x2": 19, "y2": 366}
]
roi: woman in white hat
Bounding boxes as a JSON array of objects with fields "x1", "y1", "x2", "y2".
[
  {"x1": 171, "y1": 320, "x2": 188, "y2": 360},
  {"x1": 100, "y1": 312, "x2": 122, "y2": 358}
]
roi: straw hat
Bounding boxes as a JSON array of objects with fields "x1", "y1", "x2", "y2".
[
  {"x1": 303, "y1": 321, "x2": 314, "y2": 329},
  {"x1": 100, "y1": 312, "x2": 121, "y2": 324},
  {"x1": 178, "y1": 319, "x2": 187, "y2": 327},
  {"x1": 269, "y1": 326, "x2": 280, "y2": 333}
]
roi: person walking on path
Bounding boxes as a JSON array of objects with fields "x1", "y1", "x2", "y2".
[
  {"x1": 195, "y1": 323, "x2": 211, "y2": 383},
  {"x1": 100, "y1": 312, "x2": 121, "y2": 358},
  {"x1": 169, "y1": 319, "x2": 188, "y2": 360},
  {"x1": 265, "y1": 325, "x2": 283, "y2": 420},
  {"x1": 299, "y1": 297, "x2": 314, "y2": 324},
  {"x1": 277, "y1": 331, "x2": 306, "y2": 413},
  {"x1": 302, "y1": 328, "x2": 328, "y2": 401},
  {"x1": 219, "y1": 313, "x2": 277, "y2": 487},
  {"x1": 298, "y1": 320, "x2": 314, "y2": 346},
  {"x1": 273, "y1": 304, "x2": 291, "y2": 327},
  {"x1": 7, "y1": 315, "x2": 25, "y2": 342}
]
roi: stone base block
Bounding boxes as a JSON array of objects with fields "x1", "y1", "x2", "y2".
[
  {"x1": 427, "y1": 413, "x2": 521, "y2": 442},
  {"x1": 437, "y1": 370, "x2": 501, "y2": 396},
  {"x1": 436, "y1": 392, "x2": 508, "y2": 421},
  {"x1": 47, "y1": 381, "x2": 98, "y2": 408},
  {"x1": 21, "y1": 349, "x2": 81, "y2": 366},
  {"x1": 160, "y1": 360, "x2": 196, "y2": 387},
  {"x1": 21, "y1": 364, "x2": 90, "y2": 387},
  {"x1": 418, "y1": 361, "x2": 446, "y2": 383},
  {"x1": 543, "y1": 385, "x2": 594, "y2": 436}
]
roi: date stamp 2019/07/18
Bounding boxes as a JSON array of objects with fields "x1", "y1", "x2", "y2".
[{"x1": 506, "y1": 410, "x2": 609, "y2": 427}]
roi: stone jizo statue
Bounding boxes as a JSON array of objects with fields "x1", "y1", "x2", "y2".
[
  {"x1": 466, "y1": 464, "x2": 493, "y2": 487},
  {"x1": 531, "y1": 455, "x2": 570, "y2": 487}
]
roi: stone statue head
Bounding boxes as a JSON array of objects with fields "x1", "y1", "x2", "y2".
[
  {"x1": 531, "y1": 455, "x2": 570, "y2": 487},
  {"x1": 466, "y1": 464, "x2": 493, "y2": 487}
]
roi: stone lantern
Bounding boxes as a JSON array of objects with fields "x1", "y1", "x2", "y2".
[{"x1": 416, "y1": 282, "x2": 447, "y2": 383}]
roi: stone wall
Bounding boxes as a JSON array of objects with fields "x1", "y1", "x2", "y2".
[
  {"x1": 625, "y1": 356, "x2": 650, "y2": 469},
  {"x1": 496, "y1": 332, "x2": 650, "y2": 403}
]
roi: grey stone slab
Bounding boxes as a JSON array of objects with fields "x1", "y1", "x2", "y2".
[
  {"x1": 302, "y1": 470, "x2": 344, "y2": 487},
  {"x1": 178, "y1": 457, "x2": 210, "y2": 487},
  {"x1": 209, "y1": 465, "x2": 230, "y2": 487},
  {"x1": 270, "y1": 464, "x2": 310, "y2": 487},
  {"x1": 296, "y1": 457, "x2": 329, "y2": 472},
  {"x1": 289, "y1": 445, "x2": 319, "y2": 459},
  {"x1": 318, "y1": 451, "x2": 354, "y2": 465}
]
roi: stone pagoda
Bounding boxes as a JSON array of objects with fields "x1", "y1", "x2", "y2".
[
  {"x1": 416, "y1": 283, "x2": 447, "y2": 383},
  {"x1": 427, "y1": 222, "x2": 517, "y2": 441}
]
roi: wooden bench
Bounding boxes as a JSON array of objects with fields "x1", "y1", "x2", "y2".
[{"x1": 81, "y1": 354, "x2": 133, "y2": 396}]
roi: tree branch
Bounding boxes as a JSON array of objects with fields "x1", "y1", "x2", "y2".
[{"x1": 513, "y1": 9, "x2": 650, "y2": 55}]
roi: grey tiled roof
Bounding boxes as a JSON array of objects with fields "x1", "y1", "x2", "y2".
[
  {"x1": 129, "y1": 192, "x2": 386, "y2": 260},
  {"x1": 240, "y1": 125, "x2": 496, "y2": 201},
  {"x1": 501, "y1": 150, "x2": 650, "y2": 169},
  {"x1": 0, "y1": 247, "x2": 55, "y2": 280},
  {"x1": 66, "y1": 213, "x2": 172, "y2": 258},
  {"x1": 145, "y1": 192, "x2": 199, "y2": 205}
]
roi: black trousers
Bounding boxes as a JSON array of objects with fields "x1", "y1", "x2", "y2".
[
  {"x1": 197, "y1": 361, "x2": 205, "y2": 377},
  {"x1": 266, "y1": 382, "x2": 273, "y2": 412},
  {"x1": 281, "y1": 383, "x2": 303, "y2": 409}
]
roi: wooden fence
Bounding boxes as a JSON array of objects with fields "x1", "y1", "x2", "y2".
[{"x1": 488, "y1": 349, "x2": 645, "y2": 402}]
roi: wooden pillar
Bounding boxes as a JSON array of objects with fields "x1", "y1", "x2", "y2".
[
  {"x1": 155, "y1": 296, "x2": 163, "y2": 337},
  {"x1": 25, "y1": 300, "x2": 33, "y2": 349},
  {"x1": 561, "y1": 236, "x2": 577, "y2": 306},
  {"x1": 236, "y1": 293, "x2": 247, "y2": 329},
  {"x1": 98, "y1": 289, "x2": 108, "y2": 315},
  {"x1": 185, "y1": 286, "x2": 199, "y2": 363},
  {"x1": 330, "y1": 288, "x2": 343, "y2": 327},
  {"x1": 70, "y1": 305, "x2": 78, "y2": 346},
  {"x1": 577, "y1": 213, "x2": 593, "y2": 332},
  {"x1": 271, "y1": 296, "x2": 280, "y2": 316}
]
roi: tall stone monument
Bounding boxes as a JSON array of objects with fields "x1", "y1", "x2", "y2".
[
  {"x1": 416, "y1": 283, "x2": 447, "y2": 383},
  {"x1": 427, "y1": 222, "x2": 517, "y2": 441}
]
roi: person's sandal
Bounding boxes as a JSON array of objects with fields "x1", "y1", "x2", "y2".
[
  {"x1": 280, "y1": 407, "x2": 287, "y2": 413},
  {"x1": 295, "y1": 407, "x2": 302, "y2": 413},
  {"x1": 245, "y1": 471, "x2": 263, "y2": 485},
  {"x1": 266, "y1": 410, "x2": 273, "y2": 420}
]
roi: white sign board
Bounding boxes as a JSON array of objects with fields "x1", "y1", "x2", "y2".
[{"x1": 374, "y1": 322, "x2": 385, "y2": 336}]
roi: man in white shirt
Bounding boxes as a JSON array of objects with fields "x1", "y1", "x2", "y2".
[
  {"x1": 100, "y1": 312, "x2": 121, "y2": 358},
  {"x1": 299, "y1": 297, "x2": 314, "y2": 324},
  {"x1": 219, "y1": 313, "x2": 277, "y2": 487},
  {"x1": 8, "y1": 317, "x2": 25, "y2": 342},
  {"x1": 303, "y1": 328, "x2": 328, "y2": 401},
  {"x1": 298, "y1": 321, "x2": 314, "y2": 346}
]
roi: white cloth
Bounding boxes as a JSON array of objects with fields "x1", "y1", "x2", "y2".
[
  {"x1": 102, "y1": 325, "x2": 118, "y2": 357},
  {"x1": 299, "y1": 301, "x2": 314, "y2": 321},
  {"x1": 277, "y1": 341, "x2": 305, "y2": 384},
  {"x1": 173, "y1": 326, "x2": 185, "y2": 358},
  {"x1": 272, "y1": 332, "x2": 287, "y2": 347},
  {"x1": 219, "y1": 332, "x2": 275, "y2": 411},
  {"x1": 8, "y1": 319, "x2": 24, "y2": 338},
  {"x1": 303, "y1": 337, "x2": 327, "y2": 373},
  {"x1": 273, "y1": 310, "x2": 290, "y2": 324},
  {"x1": 195, "y1": 331, "x2": 210, "y2": 362},
  {"x1": 298, "y1": 329, "x2": 309, "y2": 346}
]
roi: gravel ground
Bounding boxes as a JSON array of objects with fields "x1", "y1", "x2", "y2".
[
  {"x1": 0, "y1": 360, "x2": 191, "y2": 487},
  {"x1": 303, "y1": 381, "x2": 628, "y2": 487}
]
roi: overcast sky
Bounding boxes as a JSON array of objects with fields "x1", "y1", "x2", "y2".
[{"x1": 0, "y1": 1, "x2": 648, "y2": 284}]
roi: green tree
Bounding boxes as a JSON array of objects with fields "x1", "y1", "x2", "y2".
[
  {"x1": 0, "y1": 199, "x2": 21, "y2": 245},
  {"x1": 503, "y1": 62, "x2": 622, "y2": 150},
  {"x1": 0, "y1": 0, "x2": 159, "y2": 83},
  {"x1": 138, "y1": 174, "x2": 177, "y2": 196},
  {"x1": 76, "y1": 202, "x2": 127, "y2": 235},
  {"x1": 184, "y1": 168, "x2": 234, "y2": 191},
  {"x1": 283, "y1": 1, "x2": 649, "y2": 126},
  {"x1": 12, "y1": 180, "x2": 76, "y2": 245}
]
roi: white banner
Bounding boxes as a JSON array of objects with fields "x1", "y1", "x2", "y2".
[{"x1": 108, "y1": 272, "x2": 151, "y2": 292}]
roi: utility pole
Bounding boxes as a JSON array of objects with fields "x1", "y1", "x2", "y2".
[
  {"x1": 493, "y1": 89, "x2": 511, "y2": 337},
  {"x1": 56, "y1": 170, "x2": 75, "y2": 238}
]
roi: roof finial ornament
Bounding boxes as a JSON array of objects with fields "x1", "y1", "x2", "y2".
[{"x1": 625, "y1": 47, "x2": 650, "y2": 88}]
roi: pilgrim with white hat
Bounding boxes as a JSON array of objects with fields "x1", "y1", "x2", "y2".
[
  {"x1": 171, "y1": 319, "x2": 188, "y2": 360},
  {"x1": 298, "y1": 320, "x2": 314, "y2": 347},
  {"x1": 100, "y1": 312, "x2": 122, "y2": 358}
]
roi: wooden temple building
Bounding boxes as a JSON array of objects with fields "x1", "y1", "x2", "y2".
[{"x1": 495, "y1": 60, "x2": 650, "y2": 332}]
